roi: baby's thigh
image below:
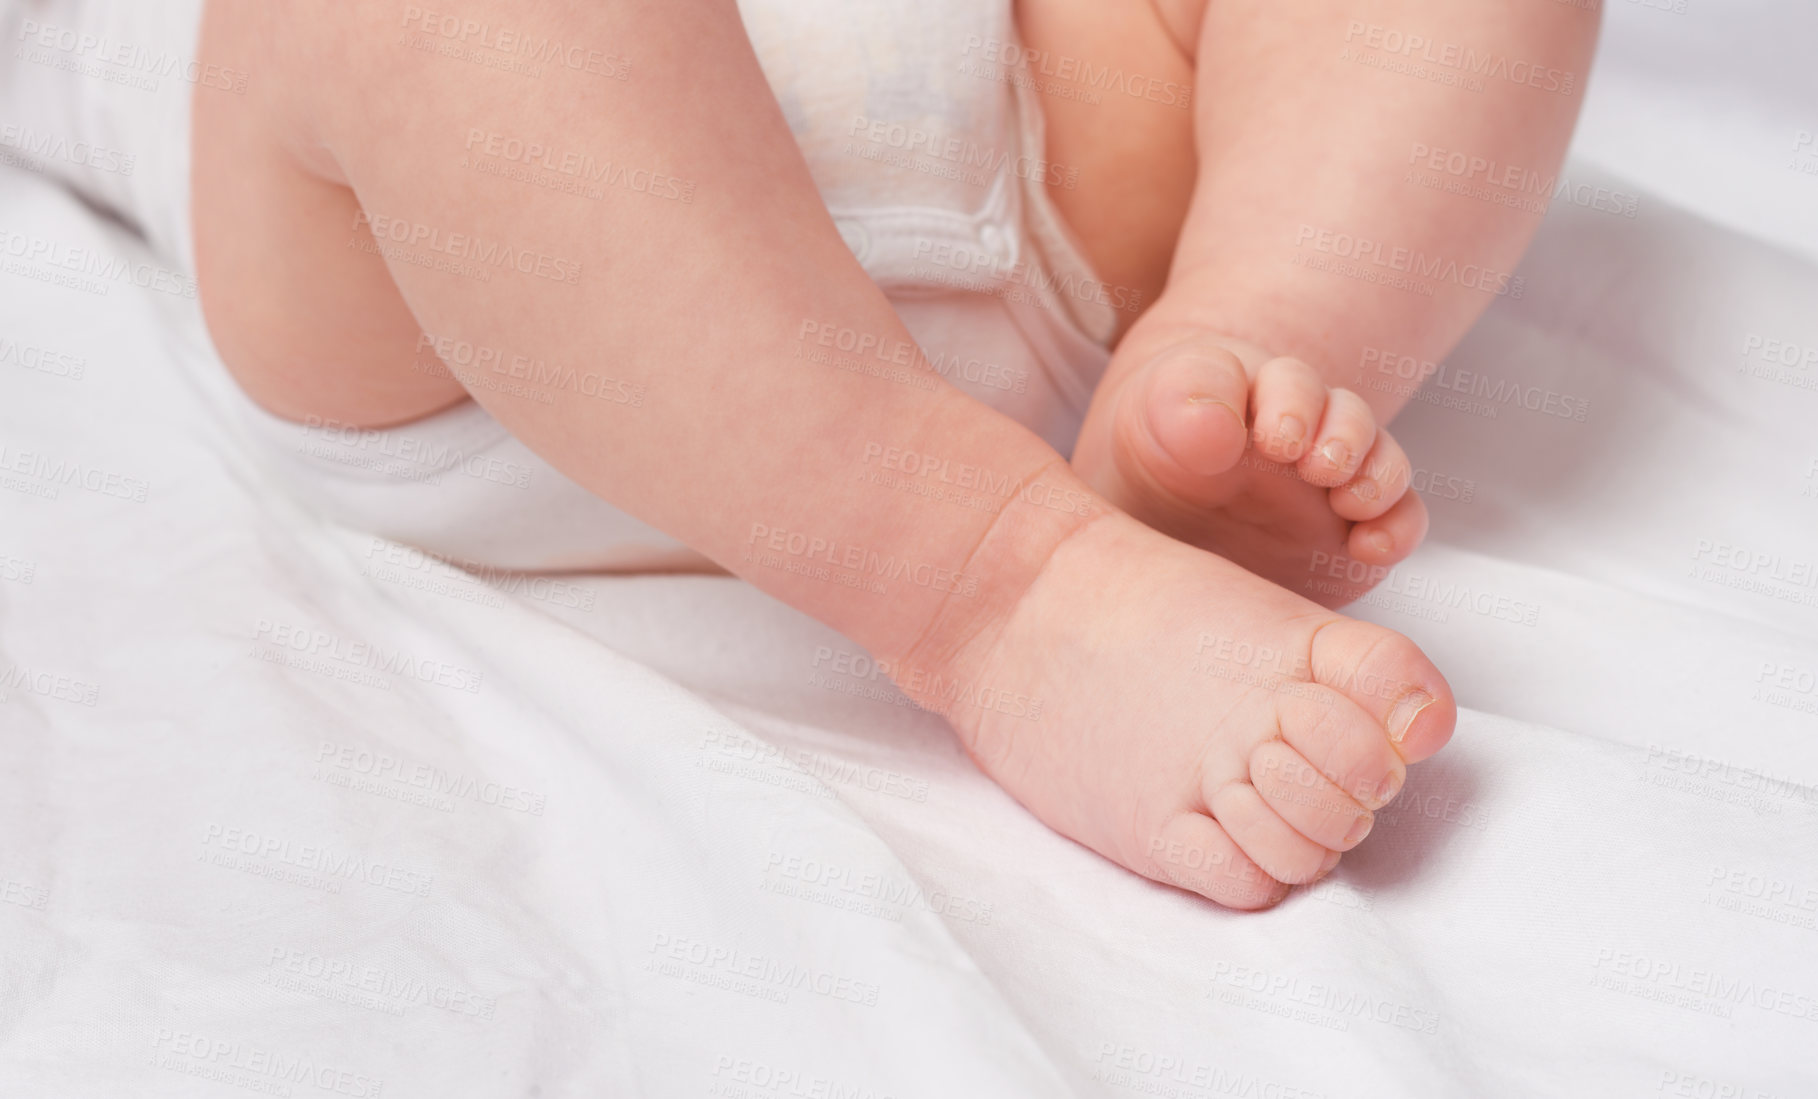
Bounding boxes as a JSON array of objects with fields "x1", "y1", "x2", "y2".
[{"x1": 192, "y1": 0, "x2": 467, "y2": 429}]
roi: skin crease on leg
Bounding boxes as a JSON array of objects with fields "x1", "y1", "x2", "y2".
[{"x1": 180, "y1": 0, "x2": 1609, "y2": 908}]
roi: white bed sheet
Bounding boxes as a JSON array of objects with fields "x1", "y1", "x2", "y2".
[{"x1": 3, "y1": 1, "x2": 1817, "y2": 1095}]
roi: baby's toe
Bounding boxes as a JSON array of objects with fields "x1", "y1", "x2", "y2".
[
  {"x1": 1209, "y1": 780, "x2": 1340, "y2": 885},
  {"x1": 1249, "y1": 356, "x2": 1325, "y2": 464},
  {"x1": 1330, "y1": 428, "x2": 1413, "y2": 522},
  {"x1": 1247, "y1": 740, "x2": 1375, "y2": 851},
  {"x1": 1267, "y1": 684, "x2": 1406, "y2": 811},
  {"x1": 1148, "y1": 811, "x2": 1290, "y2": 910},
  {"x1": 1308, "y1": 618, "x2": 1457, "y2": 764},
  {"x1": 1297, "y1": 387, "x2": 1377, "y2": 488},
  {"x1": 1130, "y1": 343, "x2": 1253, "y2": 489},
  {"x1": 1346, "y1": 492, "x2": 1429, "y2": 567}
]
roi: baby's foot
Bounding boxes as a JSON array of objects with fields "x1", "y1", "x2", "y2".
[
  {"x1": 1071, "y1": 326, "x2": 1427, "y2": 606},
  {"x1": 919, "y1": 512, "x2": 1454, "y2": 908}
]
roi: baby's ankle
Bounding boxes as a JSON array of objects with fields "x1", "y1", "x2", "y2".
[{"x1": 881, "y1": 459, "x2": 1110, "y2": 718}]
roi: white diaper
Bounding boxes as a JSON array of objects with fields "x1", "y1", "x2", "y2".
[{"x1": 0, "y1": 0, "x2": 1119, "y2": 571}]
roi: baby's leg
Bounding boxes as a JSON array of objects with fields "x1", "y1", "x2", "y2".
[
  {"x1": 1070, "y1": 0, "x2": 1599, "y2": 594},
  {"x1": 198, "y1": 0, "x2": 1454, "y2": 908},
  {"x1": 194, "y1": 0, "x2": 1061, "y2": 660}
]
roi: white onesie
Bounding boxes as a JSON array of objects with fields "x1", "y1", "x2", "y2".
[{"x1": 0, "y1": 0, "x2": 1122, "y2": 570}]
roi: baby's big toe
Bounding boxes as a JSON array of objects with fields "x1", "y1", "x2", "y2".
[
  {"x1": 1072, "y1": 338, "x2": 1261, "y2": 539},
  {"x1": 1308, "y1": 617, "x2": 1457, "y2": 764},
  {"x1": 1125, "y1": 344, "x2": 1254, "y2": 493}
]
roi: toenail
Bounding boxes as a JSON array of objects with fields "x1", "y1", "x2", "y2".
[
  {"x1": 1372, "y1": 772, "x2": 1402, "y2": 806},
  {"x1": 1319, "y1": 440, "x2": 1350, "y2": 469},
  {"x1": 1343, "y1": 814, "x2": 1374, "y2": 846},
  {"x1": 1387, "y1": 689, "x2": 1435, "y2": 745},
  {"x1": 1187, "y1": 394, "x2": 1247, "y2": 432},
  {"x1": 1366, "y1": 530, "x2": 1393, "y2": 556},
  {"x1": 1318, "y1": 848, "x2": 1342, "y2": 875}
]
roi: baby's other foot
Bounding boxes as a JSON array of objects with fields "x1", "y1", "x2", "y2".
[
  {"x1": 919, "y1": 512, "x2": 1455, "y2": 909},
  {"x1": 1072, "y1": 326, "x2": 1427, "y2": 606}
]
